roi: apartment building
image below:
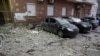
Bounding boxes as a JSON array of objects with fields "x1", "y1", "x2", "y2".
[
  {"x1": 0, "y1": 0, "x2": 98, "y2": 25},
  {"x1": 14, "y1": 0, "x2": 75, "y2": 25},
  {"x1": 97, "y1": 0, "x2": 100, "y2": 17},
  {"x1": 90, "y1": 0, "x2": 98, "y2": 17}
]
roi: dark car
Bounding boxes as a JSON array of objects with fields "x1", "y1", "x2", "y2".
[
  {"x1": 96, "y1": 17, "x2": 100, "y2": 25},
  {"x1": 82, "y1": 17, "x2": 99, "y2": 30},
  {"x1": 63, "y1": 17, "x2": 92, "y2": 33},
  {"x1": 41, "y1": 17, "x2": 79, "y2": 38}
]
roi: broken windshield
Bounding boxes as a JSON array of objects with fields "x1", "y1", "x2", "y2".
[{"x1": 55, "y1": 18, "x2": 70, "y2": 25}]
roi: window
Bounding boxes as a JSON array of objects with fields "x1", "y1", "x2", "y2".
[
  {"x1": 71, "y1": 8, "x2": 74, "y2": 16},
  {"x1": 62, "y1": 7, "x2": 66, "y2": 16},
  {"x1": 68, "y1": 19, "x2": 73, "y2": 22},
  {"x1": 48, "y1": 0, "x2": 54, "y2": 5},
  {"x1": 72, "y1": 18, "x2": 82, "y2": 23},
  {"x1": 47, "y1": 5, "x2": 54, "y2": 16},
  {"x1": 27, "y1": 3, "x2": 36, "y2": 16},
  {"x1": 45, "y1": 18, "x2": 49, "y2": 22},
  {"x1": 88, "y1": 9, "x2": 90, "y2": 15},
  {"x1": 50, "y1": 18, "x2": 56, "y2": 23}
]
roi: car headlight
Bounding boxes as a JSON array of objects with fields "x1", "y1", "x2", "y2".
[
  {"x1": 83, "y1": 24, "x2": 87, "y2": 27},
  {"x1": 67, "y1": 28, "x2": 73, "y2": 31}
]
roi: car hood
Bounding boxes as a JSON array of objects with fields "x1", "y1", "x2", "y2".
[
  {"x1": 91, "y1": 20, "x2": 99, "y2": 24},
  {"x1": 78, "y1": 22, "x2": 92, "y2": 28},
  {"x1": 81, "y1": 22, "x2": 91, "y2": 26},
  {"x1": 63, "y1": 23, "x2": 78, "y2": 30}
]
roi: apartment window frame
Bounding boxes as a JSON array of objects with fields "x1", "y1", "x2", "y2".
[
  {"x1": 62, "y1": 7, "x2": 67, "y2": 16},
  {"x1": 26, "y1": 3, "x2": 36, "y2": 16},
  {"x1": 47, "y1": 5, "x2": 54, "y2": 16}
]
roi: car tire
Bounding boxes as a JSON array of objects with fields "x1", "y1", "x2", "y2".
[
  {"x1": 40, "y1": 26, "x2": 44, "y2": 31},
  {"x1": 40, "y1": 24, "x2": 45, "y2": 31},
  {"x1": 58, "y1": 30, "x2": 63, "y2": 37}
]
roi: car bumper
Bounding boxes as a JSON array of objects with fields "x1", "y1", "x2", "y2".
[
  {"x1": 93, "y1": 24, "x2": 98, "y2": 28},
  {"x1": 82, "y1": 27, "x2": 92, "y2": 33},
  {"x1": 63, "y1": 29, "x2": 79, "y2": 37}
]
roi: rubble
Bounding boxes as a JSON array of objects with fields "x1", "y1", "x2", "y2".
[
  {"x1": 0, "y1": 53, "x2": 6, "y2": 56},
  {"x1": 0, "y1": 25, "x2": 100, "y2": 56}
]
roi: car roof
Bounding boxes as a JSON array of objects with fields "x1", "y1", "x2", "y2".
[
  {"x1": 46, "y1": 17, "x2": 62, "y2": 20},
  {"x1": 83, "y1": 17, "x2": 95, "y2": 18},
  {"x1": 46, "y1": 17, "x2": 70, "y2": 23}
]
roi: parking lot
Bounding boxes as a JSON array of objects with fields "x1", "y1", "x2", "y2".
[{"x1": 0, "y1": 24, "x2": 100, "y2": 56}]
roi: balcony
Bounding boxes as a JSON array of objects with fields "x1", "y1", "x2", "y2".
[
  {"x1": 97, "y1": 10, "x2": 100, "y2": 14},
  {"x1": 82, "y1": 0, "x2": 97, "y2": 4},
  {"x1": 98, "y1": 0, "x2": 100, "y2": 3},
  {"x1": 67, "y1": 0, "x2": 97, "y2": 4},
  {"x1": 67, "y1": 0, "x2": 83, "y2": 3}
]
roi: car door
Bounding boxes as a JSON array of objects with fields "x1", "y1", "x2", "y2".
[
  {"x1": 49, "y1": 18, "x2": 59, "y2": 33},
  {"x1": 43, "y1": 18, "x2": 50, "y2": 31}
]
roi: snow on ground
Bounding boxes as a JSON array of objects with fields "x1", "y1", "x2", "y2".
[{"x1": 0, "y1": 25, "x2": 100, "y2": 56}]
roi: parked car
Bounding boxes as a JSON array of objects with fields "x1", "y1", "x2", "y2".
[
  {"x1": 96, "y1": 17, "x2": 100, "y2": 25},
  {"x1": 41, "y1": 17, "x2": 79, "y2": 38},
  {"x1": 82, "y1": 17, "x2": 99, "y2": 30},
  {"x1": 62, "y1": 17, "x2": 92, "y2": 33}
]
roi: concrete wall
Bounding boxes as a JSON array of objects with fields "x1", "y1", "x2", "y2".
[{"x1": 97, "y1": 0, "x2": 100, "y2": 17}]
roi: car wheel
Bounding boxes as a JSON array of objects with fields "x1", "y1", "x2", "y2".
[
  {"x1": 41, "y1": 26, "x2": 45, "y2": 31},
  {"x1": 58, "y1": 30, "x2": 63, "y2": 37},
  {"x1": 40, "y1": 24, "x2": 45, "y2": 31}
]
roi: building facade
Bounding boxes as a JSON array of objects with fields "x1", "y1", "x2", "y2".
[
  {"x1": 13, "y1": 0, "x2": 76, "y2": 25},
  {"x1": 0, "y1": 0, "x2": 98, "y2": 25},
  {"x1": 90, "y1": 0, "x2": 98, "y2": 17},
  {"x1": 97, "y1": 0, "x2": 100, "y2": 17}
]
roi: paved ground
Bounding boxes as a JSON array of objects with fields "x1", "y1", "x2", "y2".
[{"x1": 0, "y1": 24, "x2": 100, "y2": 56}]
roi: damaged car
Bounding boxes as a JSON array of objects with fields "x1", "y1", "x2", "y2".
[
  {"x1": 63, "y1": 17, "x2": 92, "y2": 33},
  {"x1": 96, "y1": 17, "x2": 100, "y2": 25},
  {"x1": 41, "y1": 17, "x2": 79, "y2": 38},
  {"x1": 82, "y1": 17, "x2": 99, "y2": 30}
]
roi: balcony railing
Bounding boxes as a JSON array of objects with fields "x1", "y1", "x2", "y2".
[
  {"x1": 83, "y1": 0, "x2": 97, "y2": 4},
  {"x1": 67, "y1": 0, "x2": 97, "y2": 4},
  {"x1": 98, "y1": 0, "x2": 100, "y2": 3},
  {"x1": 97, "y1": 10, "x2": 100, "y2": 14},
  {"x1": 67, "y1": 0, "x2": 83, "y2": 3}
]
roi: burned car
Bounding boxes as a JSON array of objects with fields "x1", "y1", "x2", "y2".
[
  {"x1": 41, "y1": 17, "x2": 79, "y2": 38},
  {"x1": 63, "y1": 17, "x2": 92, "y2": 33},
  {"x1": 82, "y1": 17, "x2": 99, "y2": 30}
]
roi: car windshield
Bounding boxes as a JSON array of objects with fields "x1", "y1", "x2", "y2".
[
  {"x1": 66, "y1": 23, "x2": 77, "y2": 29},
  {"x1": 71, "y1": 18, "x2": 82, "y2": 23},
  {"x1": 85, "y1": 17, "x2": 95, "y2": 20},
  {"x1": 55, "y1": 18, "x2": 70, "y2": 25}
]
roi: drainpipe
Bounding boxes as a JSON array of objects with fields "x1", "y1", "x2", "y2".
[{"x1": 8, "y1": 0, "x2": 16, "y2": 27}]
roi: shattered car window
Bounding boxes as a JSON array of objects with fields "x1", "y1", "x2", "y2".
[
  {"x1": 55, "y1": 18, "x2": 70, "y2": 25},
  {"x1": 71, "y1": 18, "x2": 82, "y2": 23}
]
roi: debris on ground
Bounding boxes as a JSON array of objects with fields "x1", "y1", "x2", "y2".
[{"x1": 0, "y1": 24, "x2": 100, "y2": 56}]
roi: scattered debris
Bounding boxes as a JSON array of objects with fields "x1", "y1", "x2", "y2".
[
  {"x1": 26, "y1": 49, "x2": 35, "y2": 53},
  {"x1": 94, "y1": 35, "x2": 98, "y2": 37},
  {"x1": 0, "y1": 53, "x2": 6, "y2": 56},
  {"x1": 0, "y1": 25, "x2": 100, "y2": 56},
  {"x1": 15, "y1": 39, "x2": 20, "y2": 43},
  {"x1": 93, "y1": 42, "x2": 100, "y2": 48}
]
